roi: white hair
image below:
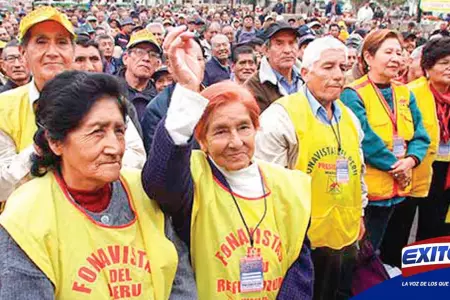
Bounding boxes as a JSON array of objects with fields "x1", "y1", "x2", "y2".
[
  {"x1": 211, "y1": 34, "x2": 230, "y2": 49},
  {"x1": 301, "y1": 36, "x2": 348, "y2": 70},
  {"x1": 146, "y1": 23, "x2": 166, "y2": 35},
  {"x1": 410, "y1": 45, "x2": 424, "y2": 60}
]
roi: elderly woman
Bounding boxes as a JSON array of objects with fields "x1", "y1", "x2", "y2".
[
  {"x1": 0, "y1": 72, "x2": 197, "y2": 299},
  {"x1": 142, "y1": 27, "x2": 313, "y2": 300},
  {"x1": 340, "y1": 29, "x2": 430, "y2": 256}
]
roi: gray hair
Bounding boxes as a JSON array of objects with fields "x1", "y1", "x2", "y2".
[
  {"x1": 302, "y1": 36, "x2": 348, "y2": 70},
  {"x1": 410, "y1": 45, "x2": 424, "y2": 60},
  {"x1": 146, "y1": 22, "x2": 166, "y2": 35},
  {"x1": 211, "y1": 34, "x2": 229, "y2": 49}
]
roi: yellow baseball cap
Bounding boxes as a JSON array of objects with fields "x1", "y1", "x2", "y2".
[
  {"x1": 126, "y1": 29, "x2": 162, "y2": 54},
  {"x1": 18, "y1": 6, "x2": 75, "y2": 42},
  {"x1": 0, "y1": 41, "x2": 6, "y2": 49}
]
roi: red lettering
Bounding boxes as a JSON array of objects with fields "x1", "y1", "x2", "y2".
[
  {"x1": 112, "y1": 285, "x2": 119, "y2": 299},
  {"x1": 225, "y1": 232, "x2": 240, "y2": 251},
  {"x1": 132, "y1": 283, "x2": 142, "y2": 296},
  {"x1": 78, "y1": 267, "x2": 96, "y2": 283},
  {"x1": 117, "y1": 268, "x2": 132, "y2": 282},
  {"x1": 144, "y1": 260, "x2": 152, "y2": 273},
  {"x1": 87, "y1": 250, "x2": 109, "y2": 272},
  {"x1": 108, "y1": 245, "x2": 121, "y2": 264},
  {"x1": 271, "y1": 235, "x2": 280, "y2": 251},
  {"x1": 221, "y1": 244, "x2": 232, "y2": 258},
  {"x1": 97, "y1": 248, "x2": 111, "y2": 267},
  {"x1": 262, "y1": 230, "x2": 271, "y2": 247},
  {"x1": 253, "y1": 228, "x2": 261, "y2": 245},
  {"x1": 217, "y1": 279, "x2": 225, "y2": 292},
  {"x1": 275, "y1": 242, "x2": 283, "y2": 261},
  {"x1": 130, "y1": 247, "x2": 137, "y2": 266},
  {"x1": 72, "y1": 281, "x2": 92, "y2": 294},
  {"x1": 123, "y1": 246, "x2": 129, "y2": 264},
  {"x1": 120, "y1": 285, "x2": 131, "y2": 297},
  {"x1": 137, "y1": 250, "x2": 146, "y2": 269},
  {"x1": 215, "y1": 251, "x2": 228, "y2": 266},
  {"x1": 237, "y1": 228, "x2": 249, "y2": 245},
  {"x1": 263, "y1": 261, "x2": 269, "y2": 272},
  {"x1": 110, "y1": 269, "x2": 118, "y2": 283}
]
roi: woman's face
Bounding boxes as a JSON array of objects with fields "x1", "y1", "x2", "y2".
[
  {"x1": 365, "y1": 38, "x2": 402, "y2": 80},
  {"x1": 50, "y1": 96, "x2": 126, "y2": 190},
  {"x1": 427, "y1": 54, "x2": 450, "y2": 87},
  {"x1": 200, "y1": 102, "x2": 256, "y2": 171}
]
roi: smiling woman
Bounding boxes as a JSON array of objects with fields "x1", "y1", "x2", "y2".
[{"x1": 0, "y1": 71, "x2": 197, "y2": 299}]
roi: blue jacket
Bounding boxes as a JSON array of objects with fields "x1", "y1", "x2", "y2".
[
  {"x1": 325, "y1": 2, "x2": 343, "y2": 16},
  {"x1": 202, "y1": 57, "x2": 231, "y2": 87},
  {"x1": 273, "y1": 2, "x2": 285, "y2": 14}
]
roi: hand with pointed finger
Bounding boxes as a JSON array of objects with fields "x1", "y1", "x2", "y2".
[{"x1": 163, "y1": 26, "x2": 204, "y2": 92}]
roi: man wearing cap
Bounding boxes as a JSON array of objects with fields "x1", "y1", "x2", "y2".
[
  {"x1": 202, "y1": 34, "x2": 231, "y2": 87},
  {"x1": 245, "y1": 21, "x2": 303, "y2": 113},
  {"x1": 152, "y1": 66, "x2": 174, "y2": 93},
  {"x1": 115, "y1": 17, "x2": 134, "y2": 49},
  {"x1": 86, "y1": 15, "x2": 97, "y2": 29},
  {"x1": 120, "y1": 28, "x2": 161, "y2": 120},
  {"x1": 255, "y1": 36, "x2": 367, "y2": 300},
  {"x1": 402, "y1": 32, "x2": 417, "y2": 55},
  {"x1": 273, "y1": 0, "x2": 285, "y2": 15},
  {"x1": 0, "y1": 6, "x2": 75, "y2": 201},
  {"x1": 297, "y1": 25, "x2": 315, "y2": 63},
  {"x1": 235, "y1": 15, "x2": 256, "y2": 44}
]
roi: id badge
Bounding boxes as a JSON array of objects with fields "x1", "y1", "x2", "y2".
[
  {"x1": 438, "y1": 142, "x2": 450, "y2": 159},
  {"x1": 393, "y1": 136, "x2": 406, "y2": 158},
  {"x1": 240, "y1": 256, "x2": 264, "y2": 293},
  {"x1": 336, "y1": 158, "x2": 349, "y2": 184}
]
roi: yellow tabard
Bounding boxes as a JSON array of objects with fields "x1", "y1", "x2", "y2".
[
  {"x1": 276, "y1": 92, "x2": 362, "y2": 250},
  {"x1": 347, "y1": 75, "x2": 414, "y2": 201},
  {"x1": 0, "y1": 83, "x2": 37, "y2": 152},
  {"x1": 190, "y1": 151, "x2": 311, "y2": 300},
  {"x1": 408, "y1": 77, "x2": 440, "y2": 197},
  {"x1": 0, "y1": 169, "x2": 177, "y2": 300}
]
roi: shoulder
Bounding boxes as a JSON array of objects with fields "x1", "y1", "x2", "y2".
[
  {"x1": 244, "y1": 71, "x2": 261, "y2": 87},
  {"x1": 0, "y1": 84, "x2": 29, "y2": 109}
]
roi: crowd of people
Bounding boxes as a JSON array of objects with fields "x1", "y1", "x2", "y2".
[{"x1": 0, "y1": 1, "x2": 449, "y2": 299}]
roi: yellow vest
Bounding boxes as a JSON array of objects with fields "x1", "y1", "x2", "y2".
[
  {"x1": 0, "y1": 169, "x2": 177, "y2": 300},
  {"x1": 190, "y1": 151, "x2": 311, "y2": 300},
  {"x1": 277, "y1": 92, "x2": 362, "y2": 250},
  {"x1": 348, "y1": 75, "x2": 414, "y2": 201},
  {"x1": 0, "y1": 83, "x2": 36, "y2": 152},
  {"x1": 407, "y1": 77, "x2": 440, "y2": 197}
]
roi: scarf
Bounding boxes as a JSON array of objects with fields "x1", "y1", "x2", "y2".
[{"x1": 430, "y1": 83, "x2": 450, "y2": 144}]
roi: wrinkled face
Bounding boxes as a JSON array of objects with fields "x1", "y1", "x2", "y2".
[
  {"x1": 2, "y1": 46, "x2": 29, "y2": 82},
  {"x1": 427, "y1": 54, "x2": 450, "y2": 87},
  {"x1": 329, "y1": 26, "x2": 340, "y2": 38},
  {"x1": 23, "y1": 21, "x2": 74, "y2": 88},
  {"x1": 407, "y1": 54, "x2": 424, "y2": 83},
  {"x1": 205, "y1": 25, "x2": 220, "y2": 42},
  {"x1": 98, "y1": 38, "x2": 114, "y2": 58},
  {"x1": 222, "y1": 27, "x2": 234, "y2": 43},
  {"x1": 266, "y1": 31, "x2": 299, "y2": 72},
  {"x1": 200, "y1": 102, "x2": 256, "y2": 171},
  {"x1": 302, "y1": 48, "x2": 346, "y2": 104},
  {"x1": 347, "y1": 47, "x2": 357, "y2": 70},
  {"x1": 97, "y1": 12, "x2": 105, "y2": 23},
  {"x1": 364, "y1": 38, "x2": 402, "y2": 80},
  {"x1": 124, "y1": 43, "x2": 161, "y2": 79},
  {"x1": 148, "y1": 25, "x2": 164, "y2": 45},
  {"x1": 72, "y1": 45, "x2": 103, "y2": 73},
  {"x1": 212, "y1": 36, "x2": 230, "y2": 62},
  {"x1": 233, "y1": 53, "x2": 256, "y2": 83},
  {"x1": 155, "y1": 73, "x2": 174, "y2": 93},
  {"x1": 51, "y1": 97, "x2": 126, "y2": 189},
  {"x1": 0, "y1": 28, "x2": 10, "y2": 42}
]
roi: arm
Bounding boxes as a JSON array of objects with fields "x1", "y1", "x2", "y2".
[
  {"x1": 405, "y1": 92, "x2": 430, "y2": 164},
  {"x1": 141, "y1": 84, "x2": 208, "y2": 245},
  {"x1": 0, "y1": 131, "x2": 34, "y2": 200},
  {"x1": 0, "y1": 226, "x2": 54, "y2": 300},
  {"x1": 164, "y1": 217, "x2": 198, "y2": 300},
  {"x1": 276, "y1": 236, "x2": 314, "y2": 300},
  {"x1": 340, "y1": 88, "x2": 397, "y2": 171},
  {"x1": 122, "y1": 117, "x2": 146, "y2": 169},
  {"x1": 254, "y1": 104, "x2": 298, "y2": 169}
]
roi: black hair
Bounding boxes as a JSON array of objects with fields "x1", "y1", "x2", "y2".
[
  {"x1": 232, "y1": 45, "x2": 256, "y2": 64},
  {"x1": 31, "y1": 71, "x2": 128, "y2": 177},
  {"x1": 421, "y1": 37, "x2": 450, "y2": 72},
  {"x1": 329, "y1": 23, "x2": 340, "y2": 30}
]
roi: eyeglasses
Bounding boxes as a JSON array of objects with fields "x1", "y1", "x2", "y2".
[
  {"x1": 130, "y1": 48, "x2": 161, "y2": 59},
  {"x1": 5, "y1": 54, "x2": 23, "y2": 63}
]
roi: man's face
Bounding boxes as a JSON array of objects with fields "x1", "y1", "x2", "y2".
[
  {"x1": 2, "y1": 22, "x2": 13, "y2": 37},
  {"x1": 213, "y1": 13, "x2": 221, "y2": 22},
  {"x1": 96, "y1": 12, "x2": 105, "y2": 23},
  {"x1": 301, "y1": 49, "x2": 346, "y2": 104},
  {"x1": 233, "y1": 21, "x2": 241, "y2": 29},
  {"x1": 266, "y1": 31, "x2": 299, "y2": 72},
  {"x1": 98, "y1": 38, "x2": 114, "y2": 58},
  {"x1": 123, "y1": 24, "x2": 133, "y2": 34},
  {"x1": 243, "y1": 17, "x2": 253, "y2": 29},
  {"x1": 23, "y1": 21, "x2": 74, "y2": 88},
  {"x1": 72, "y1": 45, "x2": 103, "y2": 73},
  {"x1": 0, "y1": 28, "x2": 10, "y2": 42},
  {"x1": 205, "y1": 24, "x2": 220, "y2": 42},
  {"x1": 95, "y1": 28, "x2": 106, "y2": 36},
  {"x1": 404, "y1": 38, "x2": 416, "y2": 54},
  {"x1": 10, "y1": 19, "x2": 18, "y2": 36},
  {"x1": 329, "y1": 26, "x2": 340, "y2": 38},
  {"x1": 124, "y1": 43, "x2": 161, "y2": 80},
  {"x1": 347, "y1": 47, "x2": 357, "y2": 70},
  {"x1": 222, "y1": 13, "x2": 229, "y2": 23},
  {"x1": 155, "y1": 72, "x2": 174, "y2": 92},
  {"x1": 70, "y1": 16, "x2": 78, "y2": 26},
  {"x1": 222, "y1": 26, "x2": 234, "y2": 43},
  {"x1": 148, "y1": 26, "x2": 164, "y2": 45},
  {"x1": 233, "y1": 52, "x2": 256, "y2": 83},
  {"x1": 2, "y1": 46, "x2": 29, "y2": 83},
  {"x1": 212, "y1": 36, "x2": 230, "y2": 62}
]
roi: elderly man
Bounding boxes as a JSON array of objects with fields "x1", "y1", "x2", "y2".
[
  {"x1": 231, "y1": 45, "x2": 257, "y2": 85},
  {"x1": 0, "y1": 28, "x2": 10, "y2": 42},
  {"x1": 245, "y1": 21, "x2": 303, "y2": 112},
  {"x1": 121, "y1": 29, "x2": 161, "y2": 120},
  {"x1": 146, "y1": 22, "x2": 165, "y2": 46},
  {"x1": 255, "y1": 37, "x2": 367, "y2": 300},
  {"x1": 202, "y1": 34, "x2": 231, "y2": 87},
  {"x1": 95, "y1": 34, "x2": 120, "y2": 74},
  {"x1": 0, "y1": 41, "x2": 30, "y2": 93},
  {"x1": 200, "y1": 21, "x2": 221, "y2": 60}
]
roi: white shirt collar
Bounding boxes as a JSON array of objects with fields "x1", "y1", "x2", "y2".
[{"x1": 28, "y1": 79, "x2": 40, "y2": 106}]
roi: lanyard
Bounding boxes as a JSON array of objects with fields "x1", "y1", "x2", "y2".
[
  {"x1": 327, "y1": 112, "x2": 342, "y2": 153},
  {"x1": 369, "y1": 79, "x2": 398, "y2": 133},
  {"x1": 223, "y1": 168, "x2": 268, "y2": 249}
]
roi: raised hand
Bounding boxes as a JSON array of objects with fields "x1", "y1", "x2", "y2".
[{"x1": 163, "y1": 26, "x2": 204, "y2": 92}]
